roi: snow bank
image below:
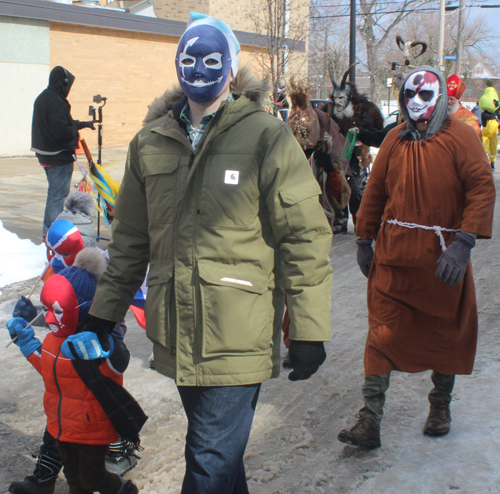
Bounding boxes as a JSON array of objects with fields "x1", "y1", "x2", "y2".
[{"x1": 0, "y1": 220, "x2": 46, "y2": 293}]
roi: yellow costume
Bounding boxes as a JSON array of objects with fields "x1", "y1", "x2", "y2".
[
  {"x1": 478, "y1": 81, "x2": 499, "y2": 168},
  {"x1": 482, "y1": 118, "x2": 498, "y2": 165}
]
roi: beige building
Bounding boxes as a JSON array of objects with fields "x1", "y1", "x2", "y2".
[{"x1": 0, "y1": 0, "x2": 307, "y2": 156}]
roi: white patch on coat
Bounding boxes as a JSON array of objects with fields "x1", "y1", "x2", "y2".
[{"x1": 224, "y1": 170, "x2": 239, "y2": 185}]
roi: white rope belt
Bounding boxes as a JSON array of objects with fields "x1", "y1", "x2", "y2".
[{"x1": 385, "y1": 219, "x2": 460, "y2": 252}]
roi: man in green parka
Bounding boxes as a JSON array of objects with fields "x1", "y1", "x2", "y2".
[{"x1": 72, "y1": 13, "x2": 333, "y2": 494}]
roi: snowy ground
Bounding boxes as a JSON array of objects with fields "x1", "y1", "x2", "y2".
[{"x1": 0, "y1": 179, "x2": 499, "y2": 494}]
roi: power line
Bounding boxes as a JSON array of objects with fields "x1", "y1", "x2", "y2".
[
  {"x1": 314, "y1": 0, "x2": 436, "y2": 5},
  {"x1": 311, "y1": 6, "x2": 445, "y2": 16},
  {"x1": 310, "y1": 3, "x2": 500, "y2": 16},
  {"x1": 311, "y1": 2, "x2": 500, "y2": 10}
]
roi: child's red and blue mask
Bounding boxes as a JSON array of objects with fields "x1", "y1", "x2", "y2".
[
  {"x1": 40, "y1": 275, "x2": 80, "y2": 338},
  {"x1": 40, "y1": 264, "x2": 97, "y2": 338},
  {"x1": 45, "y1": 219, "x2": 84, "y2": 274},
  {"x1": 176, "y1": 13, "x2": 240, "y2": 104}
]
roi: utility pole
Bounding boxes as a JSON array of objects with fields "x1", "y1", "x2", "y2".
[
  {"x1": 455, "y1": 0, "x2": 466, "y2": 75},
  {"x1": 349, "y1": 0, "x2": 356, "y2": 83},
  {"x1": 437, "y1": 0, "x2": 445, "y2": 71}
]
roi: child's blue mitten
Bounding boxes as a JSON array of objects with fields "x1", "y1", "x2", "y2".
[
  {"x1": 61, "y1": 332, "x2": 114, "y2": 360},
  {"x1": 12, "y1": 296, "x2": 37, "y2": 322},
  {"x1": 6, "y1": 317, "x2": 41, "y2": 357}
]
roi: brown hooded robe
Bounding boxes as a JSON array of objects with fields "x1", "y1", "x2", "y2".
[{"x1": 356, "y1": 116, "x2": 495, "y2": 376}]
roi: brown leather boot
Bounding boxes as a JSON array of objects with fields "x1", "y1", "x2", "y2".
[
  {"x1": 423, "y1": 403, "x2": 451, "y2": 436},
  {"x1": 337, "y1": 415, "x2": 381, "y2": 449}
]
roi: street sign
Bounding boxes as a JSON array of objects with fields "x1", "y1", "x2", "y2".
[
  {"x1": 443, "y1": 55, "x2": 458, "y2": 60},
  {"x1": 386, "y1": 78, "x2": 393, "y2": 88}
]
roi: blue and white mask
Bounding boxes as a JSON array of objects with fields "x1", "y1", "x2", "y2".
[{"x1": 176, "y1": 13, "x2": 240, "y2": 104}]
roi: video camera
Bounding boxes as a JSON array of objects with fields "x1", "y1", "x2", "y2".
[{"x1": 88, "y1": 94, "x2": 107, "y2": 123}]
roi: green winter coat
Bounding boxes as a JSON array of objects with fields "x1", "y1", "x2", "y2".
[{"x1": 90, "y1": 69, "x2": 333, "y2": 386}]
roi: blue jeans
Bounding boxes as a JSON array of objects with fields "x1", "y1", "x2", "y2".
[
  {"x1": 178, "y1": 384, "x2": 261, "y2": 494},
  {"x1": 43, "y1": 163, "x2": 73, "y2": 236}
]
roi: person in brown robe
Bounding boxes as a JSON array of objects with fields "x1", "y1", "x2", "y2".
[
  {"x1": 337, "y1": 66, "x2": 496, "y2": 449},
  {"x1": 447, "y1": 73, "x2": 482, "y2": 140}
]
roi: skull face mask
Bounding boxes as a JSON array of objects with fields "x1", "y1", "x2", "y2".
[
  {"x1": 404, "y1": 71, "x2": 440, "y2": 122},
  {"x1": 176, "y1": 14, "x2": 240, "y2": 104}
]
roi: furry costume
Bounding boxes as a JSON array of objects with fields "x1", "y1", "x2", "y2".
[
  {"x1": 287, "y1": 78, "x2": 350, "y2": 230},
  {"x1": 325, "y1": 64, "x2": 384, "y2": 171}
]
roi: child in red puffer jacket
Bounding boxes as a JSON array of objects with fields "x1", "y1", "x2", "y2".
[{"x1": 7, "y1": 248, "x2": 139, "y2": 494}]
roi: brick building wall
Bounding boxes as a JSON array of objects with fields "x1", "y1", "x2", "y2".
[
  {"x1": 50, "y1": 22, "x2": 262, "y2": 148},
  {"x1": 152, "y1": 0, "x2": 247, "y2": 32}
]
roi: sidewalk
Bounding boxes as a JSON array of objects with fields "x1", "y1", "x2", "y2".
[{"x1": 0, "y1": 147, "x2": 128, "y2": 245}]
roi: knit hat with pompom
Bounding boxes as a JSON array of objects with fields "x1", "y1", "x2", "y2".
[
  {"x1": 56, "y1": 192, "x2": 96, "y2": 248},
  {"x1": 58, "y1": 247, "x2": 106, "y2": 323}
]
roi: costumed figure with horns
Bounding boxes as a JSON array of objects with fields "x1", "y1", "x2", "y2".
[{"x1": 325, "y1": 61, "x2": 385, "y2": 234}]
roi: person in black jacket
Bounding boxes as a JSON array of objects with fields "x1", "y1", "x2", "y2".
[
  {"x1": 31, "y1": 66, "x2": 95, "y2": 237},
  {"x1": 351, "y1": 119, "x2": 400, "y2": 148}
]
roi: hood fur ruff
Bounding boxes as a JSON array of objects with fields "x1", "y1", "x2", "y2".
[{"x1": 143, "y1": 65, "x2": 271, "y2": 126}]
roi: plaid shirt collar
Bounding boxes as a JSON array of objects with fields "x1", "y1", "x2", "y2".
[{"x1": 180, "y1": 93, "x2": 234, "y2": 150}]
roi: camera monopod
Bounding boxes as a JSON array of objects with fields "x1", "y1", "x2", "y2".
[{"x1": 88, "y1": 95, "x2": 107, "y2": 239}]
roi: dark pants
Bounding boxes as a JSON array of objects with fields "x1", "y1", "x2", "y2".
[
  {"x1": 43, "y1": 163, "x2": 73, "y2": 235},
  {"x1": 57, "y1": 442, "x2": 122, "y2": 494},
  {"x1": 178, "y1": 384, "x2": 261, "y2": 494},
  {"x1": 360, "y1": 371, "x2": 455, "y2": 426},
  {"x1": 334, "y1": 163, "x2": 365, "y2": 230},
  {"x1": 41, "y1": 427, "x2": 61, "y2": 460}
]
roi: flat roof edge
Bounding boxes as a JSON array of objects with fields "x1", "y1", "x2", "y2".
[{"x1": 0, "y1": 0, "x2": 305, "y2": 51}]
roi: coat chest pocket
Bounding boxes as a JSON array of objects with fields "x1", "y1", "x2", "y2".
[
  {"x1": 279, "y1": 180, "x2": 322, "y2": 235},
  {"x1": 197, "y1": 155, "x2": 259, "y2": 227},
  {"x1": 198, "y1": 262, "x2": 272, "y2": 357},
  {"x1": 141, "y1": 154, "x2": 180, "y2": 225}
]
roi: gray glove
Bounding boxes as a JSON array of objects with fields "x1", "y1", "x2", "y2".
[
  {"x1": 356, "y1": 238, "x2": 374, "y2": 278},
  {"x1": 435, "y1": 232, "x2": 476, "y2": 286}
]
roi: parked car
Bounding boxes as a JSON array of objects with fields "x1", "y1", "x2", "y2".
[{"x1": 384, "y1": 110, "x2": 400, "y2": 126}]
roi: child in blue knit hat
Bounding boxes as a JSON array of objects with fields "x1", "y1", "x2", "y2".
[{"x1": 6, "y1": 248, "x2": 140, "y2": 494}]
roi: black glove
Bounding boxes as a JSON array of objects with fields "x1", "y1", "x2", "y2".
[
  {"x1": 288, "y1": 340, "x2": 326, "y2": 381},
  {"x1": 314, "y1": 151, "x2": 335, "y2": 174},
  {"x1": 77, "y1": 315, "x2": 116, "y2": 351},
  {"x1": 435, "y1": 232, "x2": 475, "y2": 286},
  {"x1": 12, "y1": 296, "x2": 37, "y2": 322},
  {"x1": 356, "y1": 238, "x2": 374, "y2": 278},
  {"x1": 83, "y1": 121, "x2": 96, "y2": 130}
]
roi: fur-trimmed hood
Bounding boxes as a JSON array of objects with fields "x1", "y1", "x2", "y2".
[{"x1": 143, "y1": 65, "x2": 271, "y2": 126}]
